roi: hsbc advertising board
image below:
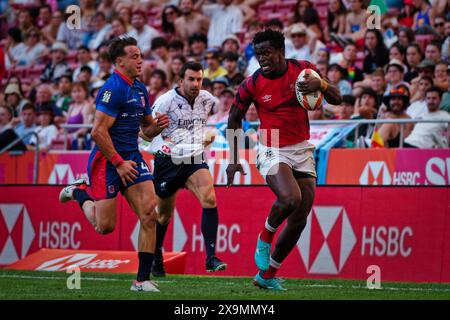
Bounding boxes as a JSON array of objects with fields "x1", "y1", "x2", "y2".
[
  {"x1": 326, "y1": 149, "x2": 450, "y2": 185},
  {"x1": 1, "y1": 186, "x2": 450, "y2": 282}
]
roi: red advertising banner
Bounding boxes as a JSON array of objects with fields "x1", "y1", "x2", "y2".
[
  {"x1": 1, "y1": 186, "x2": 449, "y2": 283},
  {"x1": 0, "y1": 150, "x2": 265, "y2": 185},
  {"x1": 326, "y1": 149, "x2": 450, "y2": 185}
]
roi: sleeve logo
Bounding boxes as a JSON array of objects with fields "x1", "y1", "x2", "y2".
[{"x1": 102, "y1": 90, "x2": 112, "y2": 103}]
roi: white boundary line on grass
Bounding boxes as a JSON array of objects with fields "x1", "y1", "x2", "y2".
[{"x1": 1, "y1": 274, "x2": 450, "y2": 293}]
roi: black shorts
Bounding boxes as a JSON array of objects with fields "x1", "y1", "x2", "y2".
[{"x1": 153, "y1": 154, "x2": 209, "y2": 198}]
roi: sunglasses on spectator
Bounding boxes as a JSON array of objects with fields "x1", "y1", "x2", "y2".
[{"x1": 435, "y1": 22, "x2": 444, "y2": 27}]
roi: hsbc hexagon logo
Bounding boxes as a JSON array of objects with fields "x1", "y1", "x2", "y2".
[
  {"x1": 48, "y1": 164, "x2": 75, "y2": 184},
  {"x1": 297, "y1": 206, "x2": 356, "y2": 274},
  {"x1": 359, "y1": 161, "x2": 392, "y2": 185},
  {"x1": 0, "y1": 204, "x2": 35, "y2": 265}
]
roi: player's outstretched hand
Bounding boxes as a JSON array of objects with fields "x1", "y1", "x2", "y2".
[
  {"x1": 297, "y1": 77, "x2": 321, "y2": 95},
  {"x1": 226, "y1": 163, "x2": 246, "y2": 187},
  {"x1": 155, "y1": 112, "x2": 170, "y2": 133},
  {"x1": 116, "y1": 160, "x2": 139, "y2": 186}
]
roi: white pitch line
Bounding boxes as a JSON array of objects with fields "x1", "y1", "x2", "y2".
[
  {"x1": 0, "y1": 274, "x2": 174, "y2": 283},
  {"x1": 1, "y1": 274, "x2": 450, "y2": 293}
]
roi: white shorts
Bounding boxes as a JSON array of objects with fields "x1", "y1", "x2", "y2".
[{"x1": 256, "y1": 140, "x2": 316, "y2": 178}]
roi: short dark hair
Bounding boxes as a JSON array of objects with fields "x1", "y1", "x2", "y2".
[
  {"x1": 425, "y1": 86, "x2": 443, "y2": 98},
  {"x1": 188, "y1": 32, "x2": 207, "y2": 46},
  {"x1": 109, "y1": 37, "x2": 138, "y2": 64},
  {"x1": 168, "y1": 39, "x2": 184, "y2": 50},
  {"x1": 58, "y1": 75, "x2": 72, "y2": 83},
  {"x1": 151, "y1": 69, "x2": 167, "y2": 83},
  {"x1": 21, "y1": 103, "x2": 36, "y2": 113},
  {"x1": 427, "y1": 40, "x2": 442, "y2": 51},
  {"x1": 253, "y1": 29, "x2": 285, "y2": 51},
  {"x1": 77, "y1": 45, "x2": 90, "y2": 52},
  {"x1": 80, "y1": 65, "x2": 93, "y2": 74},
  {"x1": 180, "y1": 61, "x2": 203, "y2": 78},
  {"x1": 223, "y1": 51, "x2": 239, "y2": 62},
  {"x1": 419, "y1": 75, "x2": 433, "y2": 85},
  {"x1": 93, "y1": 12, "x2": 106, "y2": 20},
  {"x1": 151, "y1": 37, "x2": 168, "y2": 50},
  {"x1": 265, "y1": 19, "x2": 284, "y2": 30}
]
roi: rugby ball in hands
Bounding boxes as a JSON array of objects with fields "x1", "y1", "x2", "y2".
[{"x1": 295, "y1": 68, "x2": 324, "y2": 111}]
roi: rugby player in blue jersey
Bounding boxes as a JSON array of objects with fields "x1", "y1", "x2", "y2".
[{"x1": 59, "y1": 37, "x2": 169, "y2": 292}]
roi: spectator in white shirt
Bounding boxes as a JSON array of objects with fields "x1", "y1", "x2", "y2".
[
  {"x1": 199, "y1": 0, "x2": 243, "y2": 48},
  {"x1": 28, "y1": 108, "x2": 59, "y2": 151},
  {"x1": 404, "y1": 86, "x2": 450, "y2": 148},
  {"x1": 128, "y1": 9, "x2": 161, "y2": 58},
  {"x1": 406, "y1": 75, "x2": 433, "y2": 119},
  {"x1": 88, "y1": 12, "x2": 112, "y2": 50}
]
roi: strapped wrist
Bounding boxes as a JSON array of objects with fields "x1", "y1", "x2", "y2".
[
  {"x1": 111, "y1": 153, "x2": 124, "y2": 168},
  {"x1": 320, "y1": 79, "x2": 328, "y2": 92}
]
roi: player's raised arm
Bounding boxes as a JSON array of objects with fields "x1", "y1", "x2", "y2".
[{"x1": 225, "y1": 104, "x2": 247, "y2": 187}]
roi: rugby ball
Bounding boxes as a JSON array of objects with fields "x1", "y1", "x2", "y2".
[{"x1": 295, "y1": 68, "x2": 324, "y2": 111}]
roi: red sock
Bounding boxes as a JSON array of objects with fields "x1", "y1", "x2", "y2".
[
  {"x1": 260, "y1": 228, "x2": 275, "y2": 243},
  {"x1": 262, "y1": 265, "x2": 278, "y2": 279}
]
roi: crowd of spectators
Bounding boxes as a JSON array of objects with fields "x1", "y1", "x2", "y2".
[{"x1": 0, "y1": 0, "x2": 449, "y2": 151}]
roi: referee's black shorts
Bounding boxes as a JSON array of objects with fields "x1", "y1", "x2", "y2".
[{"x1": 153, "y1": 153, "x2": 209, "y2": 198}]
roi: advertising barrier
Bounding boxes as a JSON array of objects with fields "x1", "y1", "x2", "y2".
[
  {"x1": 326, "y1": 149, "x2": 450, "y2": 185},
  {"x1": 1, "y1": 186, "x2": 449, "y2": 282}
]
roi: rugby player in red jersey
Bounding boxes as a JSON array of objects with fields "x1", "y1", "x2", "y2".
[{"x1": 226, "y1": 29, "x2": 342, "y2": 290}]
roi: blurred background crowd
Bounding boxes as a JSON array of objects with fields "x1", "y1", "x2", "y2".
[{"x1": 0, "y1": 0, "x2": 449, "y2": 152}]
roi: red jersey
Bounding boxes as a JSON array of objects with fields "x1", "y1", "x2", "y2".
[{"x1": 233, "y1": 59, "x2": 318, "y2": 147}]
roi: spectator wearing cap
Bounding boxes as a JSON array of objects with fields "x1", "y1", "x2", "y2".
[
  {"x1": 440, "y1": 65, "x2": 450, "y2": 113},
  {"x1": 407, "y1": 75, "x2": 433, "y2": 118},
  {"x1": 285, "y1": 23, "x2": 315, "y2": 62},
  {"x1": 188, "y1": 32, "x2": 208, "y2": 63},
  {"x1": 204, "y1": 49, "x2": 228, "y2": 81},
  {"x1": 197, "y1": 0, "x2": 243, "y2": 48},
  {"x1": 207, "y1": 87, "x2": 235, "y2": 125},
  {"x1": 405, "y1": 86, "x2": 450, "y2": 148},
  {"x1": 19, "y1": 27, "x2": 47, "y2": 66},
  {"x1": 174, "y1": 0, "x2": 210, "y2": 45},
  {"x1": 327, "y1": 63, "x2": 352, "y2": 96},
  {"x1": 4, "y1": 83, "x2": 26, "y2": 118},
  {"x1": 384, "y1": 59, "x2": 409, "y2": 94},
  {"x1": 52, "y1": 75, "x2": 73, "y2": 114},
  {"x1": 40, "y1": 42, "x2": 72, "y2": 84},
  {"x1": 211, "y1": 76, "x2": 229, "y2": 98},
  {"x1": 4, "y1": 27, "x2": 26, "y2": 68},
  {"x1": 128, "y1": 9, "x2": 161, "y2": 58},
  {"x1": 28, "y1": 107, "x2": 59, "y2": 152},
  {"x1": 73, "y1": 46, "x2": 99, "y2": 82},
  {"x1": 378, "y1": 87, "x2": 413, "y2": 147},
  {"x1": 14, "y1": 103, "x2": 37, "y2": 145},
  {"x1": 404, "y1": 43, "x2": 423, "y2": 83},
  {"x1": 336, "y1": 95, "x2": 356, "y2": 120}
]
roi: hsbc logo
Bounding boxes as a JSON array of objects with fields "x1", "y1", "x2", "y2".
[
  {"x1": 297, "y1": 206, "x2": 356, "y2": 274},
  {"x1": 0, "y1": 204, "x2": 35, "y2": 265},
  {"x1": 359, "y1": 161, "x2": 392, "y2": 185},
  {"x1": 48, "y1": 164, "x2": 75, "y2": 184}
]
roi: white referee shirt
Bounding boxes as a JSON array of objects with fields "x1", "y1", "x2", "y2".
[{"x1": 150, "y1": 88, "x2": 218, "y2": 158}]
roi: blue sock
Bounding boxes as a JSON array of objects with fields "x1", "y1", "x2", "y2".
[
  {"x1": 155, "y1": 222, "x2": 168, "y2": 260},
  {"x1": 201, "y1": 207, "x2": 219, "y2": 258},
  {"x1": 73, "y1": 188, "x2": 93, "y2": 210},
  {"x1": 137, "y1": 252, "x2": 154, "y2": 282}
]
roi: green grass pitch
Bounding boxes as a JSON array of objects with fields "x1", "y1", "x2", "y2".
[{"x1": 1, "y1": 269, "x2": 450, "y2": 300}]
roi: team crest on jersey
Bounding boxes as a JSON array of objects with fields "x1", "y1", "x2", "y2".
[
  {"x1": 262, "y1": 95, "x2": 272, "y2": 102},
  {"x1": 102, "y1": 90, "x2": 112, "y2": 103},
  {"x1": 108, "y1": 185, "x2": 115, "y2": 194}
]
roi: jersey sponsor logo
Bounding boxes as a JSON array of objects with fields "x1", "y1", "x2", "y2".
[
  {"x1": 101, "y1": 90, "x2": 112, "y2": 103},
  {"x1": 262, "y1": 95, "x2": 272, "y2": 102},
  {"x1": 177, "y1": 119, "x2": 207, "y2": 127}
]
